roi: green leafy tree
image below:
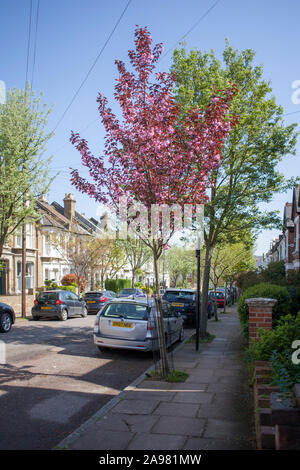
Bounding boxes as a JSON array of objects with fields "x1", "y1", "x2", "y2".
[
  {"x1": 117, "y1": 236, "x2": 152, "y2": 287},
  {"x1": 0, "y1": 84, "x2": 54, "y2": 257},
  {"x1": 165, "y1": 246, "x2": 195, "y2": 287},
  {"x1": 172, "y1": 41, "x2": 298, "y2": 336}
]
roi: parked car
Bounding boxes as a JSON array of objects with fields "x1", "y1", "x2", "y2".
[
  {"x1": 31, "y1": 290, "x2": 87, "y2": 321},
  {"x1": 208, "y1": 290, "x2": 226, "y2": 308},
  {"x1": 94, "y1": 298, "x2": 184, "y2": 352},
  {"x1": 83, "y1": 290, "x2": 117, "y2": 314},
  {"x1": 0, "y1": 302, "x2": 16, "y2": 333},
  {"x1": 117, "y1": 288, "x2": 146, "y2": 299},
  {"x1": 162, "y1": 288, "x2": 213, "y2": 325},
  {"x1": 152, "y1": 289, "x2": 166, "y2": 297},
  {"x1": 215, "y1": 287, "x2": 230, "y2": 304}
]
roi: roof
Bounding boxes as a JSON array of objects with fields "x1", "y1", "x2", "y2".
[{"x1": 51, "y1": 201, "x2": 101, "y2": 235}]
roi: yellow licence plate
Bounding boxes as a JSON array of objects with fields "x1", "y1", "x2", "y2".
[
  {"x1": 172, "y1": 302, "x2": 184, "y2": 307},
  {"x1": 112, "y1": 321, "x2": 133, "y2": 328},
  {"x1": 41, "y1": 306, "x2": 52, "y2": 310},
  {"x1": 87, "y1": 301, "x2": 96, "y2": 303}
]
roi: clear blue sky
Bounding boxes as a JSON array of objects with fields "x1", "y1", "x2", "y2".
[{"x1": 1, "y1": 0, "x2": 300, "y2": 255}]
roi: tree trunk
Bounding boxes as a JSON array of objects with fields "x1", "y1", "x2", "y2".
[
  {"x1": 200, "y1": 244, "x2": 212, "y2": 337},
  {"x1": 213, "y1": 285, "x2": 219, "y2": 321},
  {"x1": 153, "y1": 244, "x2": 169, "y2": 377},
  {"x1": 22, "y1": 223, "x2": 26, "y2": 318}
]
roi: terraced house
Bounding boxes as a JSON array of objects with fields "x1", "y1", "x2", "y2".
[
  {"x1": 0, "y1": 194, "x2": 101, "y2": 306},
  {"x1": 265, "y1": 184, "x2": 300, "y2": 273}
]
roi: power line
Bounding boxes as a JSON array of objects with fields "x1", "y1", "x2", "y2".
[
  {"x1": 160, "y1": 0, "x2": 222, "y2": 61},
  {"x1": 283, "y1": 109, "x2": 300, "y2": 117},
  {"x1": 31, "y1": 0, "x2": 40, "y2": 90},
  {"x1": 52, "y1": 0, "x2": 132, "y2": 133},
  {"x1": 25, "y1": 0, "x2": 33, "y2": 88}
]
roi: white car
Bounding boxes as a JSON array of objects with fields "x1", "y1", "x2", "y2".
[{"x1": 94, "y1": 298, "x2": 184, "y2": 352}]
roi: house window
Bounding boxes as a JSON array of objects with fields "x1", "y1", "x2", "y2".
[
  {"x1": 16, "y1": 261, "x2": 34, "y2": 291},
  {"x1": 26, "y1": 262, "x2": 34, "y2": 289},
  {"x1": 26, "y1": 224, "x2": 34, "y2": 249},
  {"x1": 15, "y1": 229, "x2": 22, "y2": 248},
  {"x1": 16, "y1": 261, "x2": 22, "y2": 291},
  {"x1": 44, "y1": 234, "x2": 51, "y2": 256}
]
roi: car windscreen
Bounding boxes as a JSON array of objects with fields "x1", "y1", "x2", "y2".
[
  {"x1": 101, "y1": 303, "x2": 149, "y2": 320},
  {"x1": 164, "y1": 291, "x2": 195, "y2": 302},
  {"x1": 37, "y1": 292, "x2": 58, "y2": 302}
]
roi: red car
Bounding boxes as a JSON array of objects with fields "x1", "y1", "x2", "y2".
[{"x1": 208, "y1": 290, "x2": 225, "y2": 308}]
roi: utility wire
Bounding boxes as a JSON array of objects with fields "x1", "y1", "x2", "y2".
[
  {"x1": 25, "y1": 0, "x2": 33, "y2": 88},
  {"x1": 283, "y1": 109, "x2": 300, "y2": 117},
  {"x1": 31, "y1": 0, "x2": 40, "y2": 90},
  {"x1": 160, "y1": 0, "x2": 222, "y2": 61},
  {"x1": 52, "y1": 0, "x2": 132, "y2": 133}
]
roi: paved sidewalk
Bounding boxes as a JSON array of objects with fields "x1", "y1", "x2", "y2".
[{"x1": 55, "y1": 305, "x2": 256, "y2": 450}]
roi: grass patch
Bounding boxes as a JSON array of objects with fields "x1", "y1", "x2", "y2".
[
  {"x1": 187, "y1": 333, "x2": 216, "y2": 344},
  {"x1": 146, "y1": 369, "x2": 189, "y2": 383}
]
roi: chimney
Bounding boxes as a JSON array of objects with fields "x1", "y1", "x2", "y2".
[{"x1": 63, "y1": 193, "x2": 76, "y2": 220}]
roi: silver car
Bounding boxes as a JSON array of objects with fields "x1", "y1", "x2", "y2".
[{"x1": 93, "y1": 298, "x2": 184, "y2": 352}]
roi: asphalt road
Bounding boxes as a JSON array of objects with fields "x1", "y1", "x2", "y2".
[{"x1": 0, "y1": 314, "x2": 156, "y2": 450}]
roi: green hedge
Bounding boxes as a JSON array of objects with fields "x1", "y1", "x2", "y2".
[
  {"x1": 105, "y1": 278, "x2": 131, "y2": 293},
  {"x1": 238, "y1": 283, "x2": 292, "y2": 337},
  {"x1": 286, "y1": 286, "x2": 300, "y2": 316},
  {"x1": 246, "y1": 313, "x2": 300, "y2": 392}
]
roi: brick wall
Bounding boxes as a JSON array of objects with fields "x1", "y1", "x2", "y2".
[
  {"x1": 0, "y1": 295, "x2": 35, "y2": 317},
  {"x1": 245, "y1": 298, "x2": 277, "y2": 344}
]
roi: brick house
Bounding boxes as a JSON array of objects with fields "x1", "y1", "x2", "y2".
[
  {"x1": 281, "y1": 185, "x2": 300, "y2": 273},
  {"x1": 289, "y1": 185, "x2": 300, "y2": 271},
  {"x1": 0, "y1": 194, "x2": 100, "y2": 297}
]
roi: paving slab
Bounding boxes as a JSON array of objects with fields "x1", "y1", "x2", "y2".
[
  {"x1": 172, "y1": 391, "x2": 214, "y2": 404},
  {"x1": 111, "y1": 398, "x2": 160, "y2": 415},
  {"x1": 127, "y1": 433, "x2": 186, "y2": 451},
  {"x1": 152, "y1": 416, "x2": 206, "y2": 437},
  {"x1": 68, "y1": 429, "x2": 134, "y2": 450},
  {"x1": 153, "y1": 402, "x2": 200, "y2": 418}
]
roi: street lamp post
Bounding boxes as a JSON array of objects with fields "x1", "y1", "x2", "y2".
[{"x1": 195, "y1": 236, "x2": 201, "y2": 351}]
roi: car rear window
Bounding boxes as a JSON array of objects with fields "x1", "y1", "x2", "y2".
[
  {"x1": 210, "y1": 291, "x2": 224, "y2": 299},
  {"x1": 164, "y1": 291, "x2": 195, "y2": 301},
  {"x1": 101, "y1": 303, "x2": 149, "y2": 320},
  {"x1": 84, "y1": 292, "x2": 104, "y2": 299},
  {"x1": 37, "y1": 292, "x2": 58, "y2": 302},
  {"x1": 119, "y1": 289, "x2": 135, "y2": 295}
]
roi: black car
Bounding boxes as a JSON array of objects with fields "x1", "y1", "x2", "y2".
[
  {"x1": 83, "y1": 290, "x2": 117, "y2": 314},
  {"x1": 31, "y1": 290, "x2": 87, "y2": 321},
  {"x1": 162, "y1": 289, "x2": 213, "y2": 325},
  {"x1": 0, "y1": 302, "x2": 16, "y2": 333}
]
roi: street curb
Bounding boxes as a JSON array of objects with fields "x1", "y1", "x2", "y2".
[{"x1": 53, "y1": 328, "x2": 196, "y2": 450}]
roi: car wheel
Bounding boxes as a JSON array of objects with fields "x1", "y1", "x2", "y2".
[
  {"x1": 32, "y1": 316, "x2": 40, "y2": 321},
  {"x1": 59, "y1": 309, "x2": 68, "y2": 321},
  {"x1": 81, "y1": 307, "x2": 88, "y2": 318},
  {"x1": 0, "y1": 312, "x2": 12, "y2": 333}
]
